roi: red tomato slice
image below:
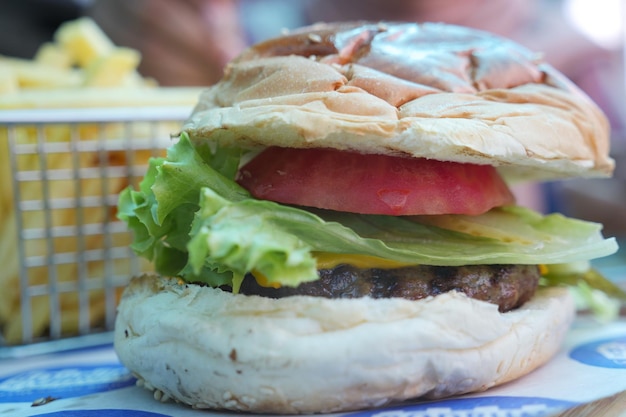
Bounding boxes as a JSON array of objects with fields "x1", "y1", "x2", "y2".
[{"x1": 237, "y1": 147, "x2": 515, "y2": 216}]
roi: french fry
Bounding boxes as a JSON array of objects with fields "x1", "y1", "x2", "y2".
[
  {"x1": 55, "y1": 17, "x2": 114, "y2": 67},
  {"x1": 0, "y1": 56, "x2": 82, "y2": 89},
  {"x1": 82, "y1": 47, "x2": 142, "y2": 87},
  {"x1": 0, "y1": 63, "x2": 18, "y2": 93},
  {"x1": 34, "y1": 42, "x2": 73, "y2": 69}
]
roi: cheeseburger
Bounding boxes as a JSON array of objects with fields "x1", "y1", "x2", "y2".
[{"x1": 114, "y1": 22, "x2": 620, "y2": 414}]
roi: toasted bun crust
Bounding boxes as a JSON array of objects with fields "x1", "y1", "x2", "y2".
[
  {"x1": 183, "y1": 22, "x2": 613, "y2": 182},
  {"x1": 114, "y1": 275, "x2": 575, "y2": 414}
]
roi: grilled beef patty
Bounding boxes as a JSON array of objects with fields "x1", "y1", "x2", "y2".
[{"x1": 235, "y1": 264, "x2": 540, "y2": 312}]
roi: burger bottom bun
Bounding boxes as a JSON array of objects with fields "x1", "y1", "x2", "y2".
[{"x1": 114, "y1": 274, "x2": 575, "y2": 414}]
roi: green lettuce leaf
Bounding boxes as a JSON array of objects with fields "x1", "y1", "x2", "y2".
[
  {"x1": 541, "y1": 264, "x2": 626, "y2": 320},
  {"x1": 118, "y1": 132, "x2": 619, "y2": 289}
]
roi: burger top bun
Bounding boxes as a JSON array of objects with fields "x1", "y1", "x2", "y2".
[{"x1": 184, "y1": 21, "x2": 614, "y2": 182}]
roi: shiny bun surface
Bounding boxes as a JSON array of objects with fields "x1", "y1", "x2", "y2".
[{"x1": 185, "y1": 22, "x2": 613, "y2": 181}]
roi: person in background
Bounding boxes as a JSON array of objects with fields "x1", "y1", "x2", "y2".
[{"x1": 88, "y1": 0, "x2": 248, "y2": 86}]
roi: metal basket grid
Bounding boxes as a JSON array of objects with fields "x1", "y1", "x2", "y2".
[{"x1": 1, "y1": 107, "x2": 191, "y2": 347}]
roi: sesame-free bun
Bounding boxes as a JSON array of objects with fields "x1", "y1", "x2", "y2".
[
  {"x1": 114, "y1": 275, "x2": 575, "y2": 414},
  {"x1": 183, "y1": 22, "x2": 613, "y2": 181}
]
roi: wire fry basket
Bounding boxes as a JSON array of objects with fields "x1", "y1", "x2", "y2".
[{"x1": 0, "y1": 107, "x2": 191, "y2": 348}]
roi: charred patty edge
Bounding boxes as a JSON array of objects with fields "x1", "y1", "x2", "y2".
[{"x1": 226, "y1": 263, "x2": 540, "y2": 312}]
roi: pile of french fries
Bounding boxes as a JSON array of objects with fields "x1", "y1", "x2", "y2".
[
  {"x1": 0, "y1": 17, "x2": 203, "y2": 108},
  {"x1": 1, "y1": 16, "x2": 145, "y2": 92},
  {"x1": 0, "y1": 17, "x2": 203, "y2": 344}
]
